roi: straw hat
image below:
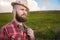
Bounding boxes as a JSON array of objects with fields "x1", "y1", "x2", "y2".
[{"x1": 11, "y1": 0, "x2": 28, "y2": 10}]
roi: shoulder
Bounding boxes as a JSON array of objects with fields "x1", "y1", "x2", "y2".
[
  {"x1": 2, "y1": 22, "x2": 12, "y2": 30},
  {"x1": 1, "y1": 22, "x2": 14, "y2": 34}
]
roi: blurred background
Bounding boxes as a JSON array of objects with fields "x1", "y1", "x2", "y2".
[{"x1": 0, "y1": 0, "x2": 60, "y2": 40}]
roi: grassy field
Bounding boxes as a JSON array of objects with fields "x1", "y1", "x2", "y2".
[{"x1": 0, "y1": 11, "x2": 60, "y2": 40}]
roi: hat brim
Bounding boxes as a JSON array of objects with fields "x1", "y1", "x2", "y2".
[{"x1": 11, "y1": 2, "x2": 29, "y2": 11}]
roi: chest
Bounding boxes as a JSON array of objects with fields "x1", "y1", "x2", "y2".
[{"x1": 5, "y1": 24, "x2": 27, "y2": 40}]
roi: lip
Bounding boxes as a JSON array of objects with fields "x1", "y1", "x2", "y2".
[
  {"x1": 21, "y1": 14, "x2": 26, "y2": 16},
  {"x1": 21, "y1": 15, "x2": 26, "y2": 17}
]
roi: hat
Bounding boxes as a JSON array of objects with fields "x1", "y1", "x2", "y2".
[{"x1": 11, "y1": 0, "x2": 29, "y2": 10}]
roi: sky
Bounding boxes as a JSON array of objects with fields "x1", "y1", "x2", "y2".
[{"x1": 0, "y1": 0, "x2": 60, "y2": 13}]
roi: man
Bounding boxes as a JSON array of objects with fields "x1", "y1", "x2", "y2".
[{"x1": 0, "y1": 0, "x2": 35, "y2": 40}]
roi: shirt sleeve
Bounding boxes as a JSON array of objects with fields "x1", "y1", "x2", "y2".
[
  {"x1": 0, "y1": 28, "x2": 8, "y2": 40},
  {"x1": 0, "y1": 28, "x2": 4, "y2": 40}
]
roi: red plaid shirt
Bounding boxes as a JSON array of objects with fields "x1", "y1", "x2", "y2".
[{"x1": 0, "y1": 21, "x2": 28, "y2": 40}]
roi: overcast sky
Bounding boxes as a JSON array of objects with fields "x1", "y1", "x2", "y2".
[{"x1": 0, "y1": 0, "x2": 60, "y2": 13}]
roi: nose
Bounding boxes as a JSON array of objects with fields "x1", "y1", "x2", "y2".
[{"x1": 23, "y1": 10, "x2": 27, "y2": 15}]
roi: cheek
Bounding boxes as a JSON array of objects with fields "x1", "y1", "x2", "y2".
[
  {"x1": 26, "y1": 12, "x2": 28, "y2": 15},
  {"x1": 17, "y1": 10, "x2": 24, "y2": 16}
]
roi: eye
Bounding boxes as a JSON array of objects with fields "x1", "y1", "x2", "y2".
[
  {"x1": 25, "y1": 9, "x2": 28, "y2": 11},
  {"x1": 20, "y1": 9, "x2": 24, "y2": 10},
  {"x1": 25, "y1": 9, "x2": 29, "y2": 12}
]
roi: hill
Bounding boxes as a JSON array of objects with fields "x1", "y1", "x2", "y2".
[{"x1": 0, "y1": 11, "x2": 60, "y2": 40}]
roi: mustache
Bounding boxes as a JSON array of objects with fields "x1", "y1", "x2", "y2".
[{"x1": 21, "y1": 13, "x2": 26, "y2": 16}]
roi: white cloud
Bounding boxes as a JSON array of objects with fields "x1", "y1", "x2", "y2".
[
  {"x1": 40, "y1": 6, "x2": 47, "y2": 10},
  {"x1": 0, "y1": 1, "x2": 11, "y2": 13},
  {"x1": 0, "y1": 0, "x2": 15, "y2": 13},
  {"x1": 40, "y1": 0, "x2": 51, "y2": 10},
  {"x1": 27, "y1": 0, "x2": 40, "y2": 11},
  {"x1": 41, "y1": 0, "x2": 60, "y2": 10},
  {"x1": 0, "y1": 0, "x2": 40, "y2": 13},
  {"x1": 0, "y1": 0, "x2": 60, "y2": 13}
]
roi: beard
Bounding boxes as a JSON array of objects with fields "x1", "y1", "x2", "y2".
[{"x1": 15, "y1": 11, "x2": 27, "y2": 22}]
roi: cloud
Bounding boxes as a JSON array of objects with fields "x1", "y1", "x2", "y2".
[
  {"x1": 41, "y1": 0, "x2": 60, "y2": 10},
  {"x1": 27, "y1": 0, "x2": 40, "y2": 11},
  {"x1": 0, "y1": 0, "x2": 40, "y2": 13},
  {"x1": 40, "y1": 6, "x2": 47, "y2": 10},
  {"x1": 0, "y1": 0, "x2": 60, "y2": 13},
  {"x1": 0, "y1": 1, "x2": 11, "y2": 13},
  {"x1": 0, "y1": 0, "x2": 15, "y2": 13},
  {"x1": 41, "y1": 0, "x2": 51, "y2": 10}
]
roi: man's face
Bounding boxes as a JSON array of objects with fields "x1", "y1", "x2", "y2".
[{"x1": 14, "y1": 5, "x2": 28, "y2": 22}]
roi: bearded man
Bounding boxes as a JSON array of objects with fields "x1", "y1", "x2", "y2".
[{"x1": 0, "y1": 0, "x2": 35, "y2": 40}]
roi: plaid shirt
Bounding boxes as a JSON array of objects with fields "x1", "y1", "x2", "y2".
[{"x1": 0, "y1": 21, "x2": 28, "y2": 40}]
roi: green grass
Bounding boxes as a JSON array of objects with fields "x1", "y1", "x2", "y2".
[{"x1": 0, "y1": 11, "x2": 60, "y2": 40}]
